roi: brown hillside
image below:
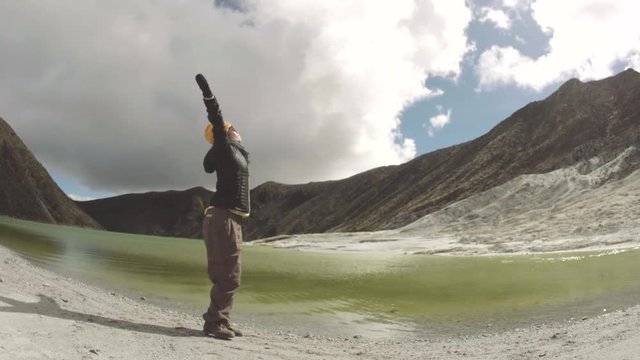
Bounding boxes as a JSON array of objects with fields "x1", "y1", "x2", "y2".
[{"x1": 0, "y1": 117, "x2": 100, "y2": 228}]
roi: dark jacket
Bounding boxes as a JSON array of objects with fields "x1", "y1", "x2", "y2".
[{"x1": 203, "y1": 97, "x2": 250, "y2": 215}]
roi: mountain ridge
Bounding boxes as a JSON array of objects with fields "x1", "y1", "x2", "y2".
[
  {"x1": 76, "y1": 186, "x2": 211, "y2": 238},
  {"x1": 0, "y1": 117, "x2": 100, "y2": 228},
  {"x1": 245, "y1": 68, "x2": 640, "y2": 239}
]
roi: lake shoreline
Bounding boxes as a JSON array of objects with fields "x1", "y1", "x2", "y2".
[
  {"x1": 250, "y1": 233, "x2": 640, "y2": 257},
  {"x1": 2, "y1": 243, "x2": 640, "y2": 359}
]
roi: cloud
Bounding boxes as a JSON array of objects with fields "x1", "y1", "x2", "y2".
[
  {"x1": 425, "y1": 106, "x2": 452, "y2": 137},
  {"x1": 475, "y1": 0, "x2": 640, "y2": 91},
  {"x1": 629, "y1": 53, "x2": 640, "y2": 71},
  {"x1": 478, "y1": 7, "x2": 512, "y2": 30},
  {"x1": 67, "y1": 194, "x2": 96, "y2": 202},
  {"x1": 0, "y1": 1, "x2": 472, "y2": 194}
]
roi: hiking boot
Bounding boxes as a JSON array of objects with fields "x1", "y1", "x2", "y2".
[
  {"x1": 224, "y1": 322, "x2": 243, "y2": 337},
  {"x1": 203, "y1": 322, "x2": 235, "y2": 340}
]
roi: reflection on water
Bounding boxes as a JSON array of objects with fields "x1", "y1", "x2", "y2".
[
  {"x1": 1, "y1": 216, "x2": 640, "y2": 338},
  {"x1": 0, "y1": 223, "x2": 67, "y2": 266}
]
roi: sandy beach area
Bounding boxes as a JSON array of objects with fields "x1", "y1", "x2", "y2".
[{"x1": 1, "y1": 242, "x2": 640, "y2": 360}]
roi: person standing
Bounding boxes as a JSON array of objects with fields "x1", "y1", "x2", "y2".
[{"x1": 196, "y1": 74, "x2": 250, "y2": 340}]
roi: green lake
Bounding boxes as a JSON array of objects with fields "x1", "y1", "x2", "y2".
[{"x1": 1, "y1": 216, "x2": 639, "y2": 338}]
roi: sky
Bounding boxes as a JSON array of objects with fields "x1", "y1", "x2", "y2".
[{"x1": 1, "y1": 0, "x2": 639, "y2": 200}]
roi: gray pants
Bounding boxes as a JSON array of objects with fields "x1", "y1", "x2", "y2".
[{"x1": 202, "y1": 207, "x2": 242, "y2": 325}]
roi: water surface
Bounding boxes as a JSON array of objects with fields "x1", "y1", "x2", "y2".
[{"x1": 1, "y1": 216, "x2": 640, "y2": 338}]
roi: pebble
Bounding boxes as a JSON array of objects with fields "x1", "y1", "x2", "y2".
[
  {"x1": 581, "y1": 316, "x2": 588, "y2": 321},
  {"x1": 0, "y1": 277, "x2": 4, "y2": 282},
  {"x1": 89, "y1": 349, "x2": 100, "y2": 355},
  {"x1": 109, "y1": 292, "x2": 116, "y2": 296},
  {"x1": 140, "y1": 296, "x2": 146, "y2": 301}
]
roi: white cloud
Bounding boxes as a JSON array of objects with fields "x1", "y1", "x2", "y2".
[
  {"x1": 425, "y1": 107, "x2": 452, "y2": 137},
  {"x1": 479, "y1": 7, "x2": 512, "y2": 30},
  {"x1": 476, "y1": 0, "x2": 640, "y2": 91},
  {"x1": 67, "y1": 194, "x2": 95, "y2": 202},
  {"x1": 0, "y1": 1, "x2": 473, "y2": 193},
  {"x1": 629, "y1": 53, "x2": 640, "y2": 71}
]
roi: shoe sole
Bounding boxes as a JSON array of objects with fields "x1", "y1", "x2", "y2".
[{"x1": 204, "y1": 330, "x2": 235, "y2": 340}]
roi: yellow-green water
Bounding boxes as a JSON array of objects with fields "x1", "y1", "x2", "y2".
[{"x1": 1, "y1": 216, "x2": 640, "y2": 337}]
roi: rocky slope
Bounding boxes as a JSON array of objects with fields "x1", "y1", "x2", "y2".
[
  {"x1": 0, "y1": 117, "x2": 99, "y2": 228},
  {"x1": 256, "y1": 145, "x2": 640, "y2": 255}
]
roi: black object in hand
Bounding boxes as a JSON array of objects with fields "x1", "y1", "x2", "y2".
[{"x1": 195, "y1": 73, "x2": 214, "y2": 98}]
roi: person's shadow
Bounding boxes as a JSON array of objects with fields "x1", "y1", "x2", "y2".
[{"x1": 0, "y1": 294, "x2": 203, "y2": 337}]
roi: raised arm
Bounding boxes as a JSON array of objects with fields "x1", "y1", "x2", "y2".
[{"x1": 195, "y1": 73, "x2": 227, "y2": 145}]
